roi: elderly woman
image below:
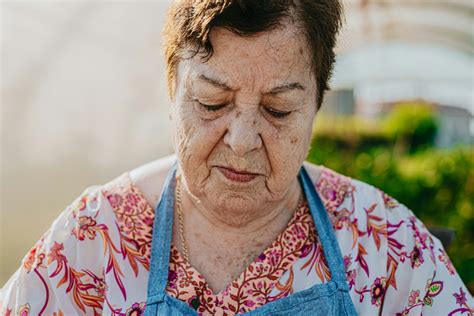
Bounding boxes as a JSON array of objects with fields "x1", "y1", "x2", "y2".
[{"x1": 1, "y1": 0, "x2": 472, "y2": 315}]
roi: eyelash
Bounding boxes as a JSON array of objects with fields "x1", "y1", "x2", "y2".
[
  {"x1": 198, "y1": 102, "x2": 226, "y2": 112},
  {"x1": 265, "y1": 107, "x2": 291, "y2": 118},
  {"x1": 197, "y1": 101, "x2": 291, "y2": 118}
]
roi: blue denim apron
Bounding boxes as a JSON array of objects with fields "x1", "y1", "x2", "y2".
[{"x1": 145, "y1": 165, "x2": 358, "y2": 315}]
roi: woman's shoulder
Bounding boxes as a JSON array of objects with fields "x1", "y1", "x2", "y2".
[
  {"x1": 304, "y1": 160, "x2": 401, "y2": 212},
  {"x1": 304, "y1": 161, "x2": 359, "y2": 213},
  {"x1": 0, "y1": 182, "x2": 113, "y2": 314},
  {"x1": 304, "y1": 163, "x2": 473, "y2": 314},
  {"x1": 303, "y1": 162, "x2": 422, "y2": 250},
  {"x1": 0, "y1": 158, "x2": 175, "y2": 314},
  {"x1": 126, "y1": 154, "x2": 176, "y2": 210},
  {"x1": 95, "y1": 154, "x2": 177, "y2": 260},
  {"x1": 92, "y1": 153, "x2": 175, "y2": 226}
]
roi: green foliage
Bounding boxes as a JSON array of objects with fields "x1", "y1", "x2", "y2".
[
  {"x1": 383, "y1": 102, "x2": 439, "y2": 153},
  {"x1": 307, "y1": 107, "x2": 473, "y2": 293}
]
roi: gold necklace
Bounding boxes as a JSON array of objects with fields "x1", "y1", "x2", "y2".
[
  {"x1": 175, "y1": 175, "x2": 305, "y2": 264},
  {"x1": 175, "y1": 175, "x2": 190, "y2": 263}
]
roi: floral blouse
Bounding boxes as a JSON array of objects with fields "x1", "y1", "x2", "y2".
[{"x1": 1, "y1": 165, "x2": 472, "y2": 315}]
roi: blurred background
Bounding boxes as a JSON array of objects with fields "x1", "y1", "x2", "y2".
[{"x1": 1, "y1": 0, "x2": 473, "y2": 292}]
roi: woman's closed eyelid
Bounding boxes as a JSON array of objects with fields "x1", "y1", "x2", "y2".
[
  {"x1": 194, "y1": 99, "x2": 228, "y2": 112},
  {"x1": 193, "y1": 98, "x2": 293, "y2": 120},
  {"x1": 262, "y1": 106, "x2": 292, "y2": 118}
]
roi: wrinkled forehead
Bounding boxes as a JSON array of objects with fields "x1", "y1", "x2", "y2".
[{"x1": 178, "y1": 24, "x2": 315, "y2": 93}]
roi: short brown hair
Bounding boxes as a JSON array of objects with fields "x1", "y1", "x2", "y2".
[{"x1": 163, "y1": 0, "x2": 344, "y2": 109}]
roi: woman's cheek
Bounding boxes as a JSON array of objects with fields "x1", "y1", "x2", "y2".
[
  {"x1": 256, "y1": 131, "x2": 288, "y2": 195},
  {"x1": 270, "y1": 127, "x2": 309, "y2": 184},
  {"x1": 182, "y1": 110, "x2": 227, "y2": 154},
  {"x1": 178, "y1": 110, "x2": 228, "y2": 186}
]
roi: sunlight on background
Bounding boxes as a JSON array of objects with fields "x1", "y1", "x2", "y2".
[{"x1": 1, "y1": 0, "x2": 473, "y2": 290}]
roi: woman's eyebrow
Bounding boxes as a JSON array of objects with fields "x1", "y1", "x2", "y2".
[
  {"x1": 265, "y1": 82, "x2": 306, "y2": 95},
  {"x1": 197, "y1": 74, "x2": 232, "y2": 91},
  {"x1": 196, "y1": 74, "x2": 305, "y2": 95}
]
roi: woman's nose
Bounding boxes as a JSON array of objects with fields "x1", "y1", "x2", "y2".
[{"x1": 223, "y1": 112, "x2": 263, "y2": 157}]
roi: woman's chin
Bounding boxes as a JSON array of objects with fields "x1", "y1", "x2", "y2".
[{"x1": 203, "y1": 188, "x2": 264, "y2": 223}]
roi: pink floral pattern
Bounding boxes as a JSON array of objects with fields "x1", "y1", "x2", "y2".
[{"x1": 1, "y1": 163, "x2": 472, "y2": 315}]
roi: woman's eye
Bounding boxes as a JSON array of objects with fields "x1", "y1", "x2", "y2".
[
  {"x1": 265, "y1": 107, "x2": 291, "y2": 118},
  {"x1": 197, "y1": 101, "x2": 226, "y2": 112}
]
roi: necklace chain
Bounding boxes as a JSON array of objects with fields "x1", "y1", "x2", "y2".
[
  {"x1": 175, "y1": 175, "x2": 305, "y2": 264},
  {"x1": 175, "y1": 175, "x2": 190, "y2": 262}
]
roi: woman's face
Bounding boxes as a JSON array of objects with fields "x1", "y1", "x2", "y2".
[{"x1": 172, "y1": 21, "x2": 318, "y2": 217}]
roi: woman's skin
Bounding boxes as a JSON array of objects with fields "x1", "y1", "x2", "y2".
[{"x1": 132, "y1": 19, "x2": 321, "y2": 294}]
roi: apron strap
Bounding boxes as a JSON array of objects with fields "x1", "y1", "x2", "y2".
[
  {"x1": 146, "y1": 162, "x2": 178, "y2": 302},
  {"x1": 299, "y1": 166, "x2": 349, "y2": 290}
]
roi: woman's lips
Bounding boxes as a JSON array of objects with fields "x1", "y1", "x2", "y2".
[{"x1": 216, "y1": 166, "x2": 258, "y2": 183}]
